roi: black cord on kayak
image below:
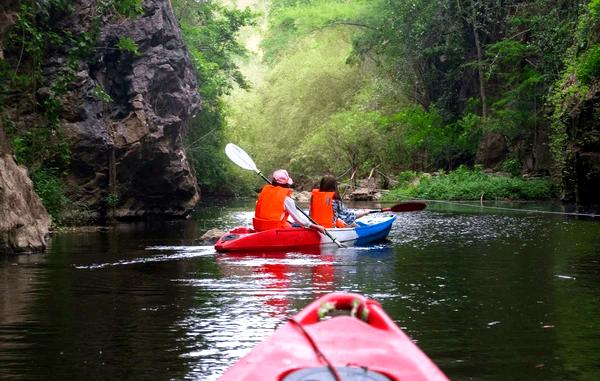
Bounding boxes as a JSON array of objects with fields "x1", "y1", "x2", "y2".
[{"x1": 288, "y1": 318, "x2": 343, "y2": 381}]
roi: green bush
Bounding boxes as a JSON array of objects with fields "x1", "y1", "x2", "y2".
[
  {"x1": 576, "y1": 44, "x2": 600, "y2": 84},
  {"x1": 396, "y1": 170, "x2": 419, "y2": 185},
  {"x1": 499, "y1": 158, "x2": 521, "y2": 177},
  {"x1": 30, "y1": 168, "x2": 69, "y2": 223},
  {"x1": 384, "y1": 166, "x2": 558, "y2": 201}
]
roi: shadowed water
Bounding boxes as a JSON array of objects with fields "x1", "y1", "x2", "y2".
[{"x1": 1, "y1": 200, "x2": 599, "y2": 380}]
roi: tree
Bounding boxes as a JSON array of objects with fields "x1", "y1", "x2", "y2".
[{"x1": 172, "y1": 0, "x2": 256, "y2": 194}]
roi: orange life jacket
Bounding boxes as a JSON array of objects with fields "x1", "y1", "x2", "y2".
[
  {"x1": 253, "y1": 184, "x2": 293, "y2": 231},
  {"x1": 310, "y1": 189, "x2": 346, "y2": 228}
]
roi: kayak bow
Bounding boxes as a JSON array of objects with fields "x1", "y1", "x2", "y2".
[{"x1": 218, "y1": 292, "x2": 449, "y2": 381}]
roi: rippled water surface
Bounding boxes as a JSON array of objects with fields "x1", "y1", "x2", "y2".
[{"x1": 1, "y1": 200, "x2": 599, "y2": 380}]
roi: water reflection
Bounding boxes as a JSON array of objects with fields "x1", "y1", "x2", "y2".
[
  {"x1": 217, "y1": 251, "x2": 335, "y2": 315},
  {"x1": 0, "y1": 201, "x2": 598, "y2": 381},
  {"x1": 171, "y1": 245, "x2": 398, "y2": 380}
]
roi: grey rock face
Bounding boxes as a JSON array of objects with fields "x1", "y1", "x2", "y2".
[
  {"x1": 1, "y1": 2, "x2": 51, "y2": 253},
  {"x1": 59, "y1": 0, "x2": 200, "y2": 219},
  {"x1": 0, "y1": 129, "x2": 51, "y2": 253},
  {"x1": 198, "y1": 228, "x2": 226, "y2": 245},
  {"x1": 561, "y1": 90, "x2": 600, "y2": 205},
  {"x1": 476, "y1": 132, "x2": 508, "y2": 169},
  {"x1": 0, "y1": 0, "x2": 19, "y2": 59}
]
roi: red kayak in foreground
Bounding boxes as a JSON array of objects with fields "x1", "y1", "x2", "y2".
[{"x1": 218, "y1": 292, "x2": 449, "y2": 381}]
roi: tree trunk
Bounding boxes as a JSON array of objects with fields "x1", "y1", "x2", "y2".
[
  {"x1": 457, "y1": 0, "x2": 488, "y2": 119},
  {"x1": 472, "y1": 24, "x2": 487, "y2": 119}
]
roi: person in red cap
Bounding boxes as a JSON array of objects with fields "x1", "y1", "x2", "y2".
[{"x1": 253, "y1": 169, "x2": 326, "y2": 233}]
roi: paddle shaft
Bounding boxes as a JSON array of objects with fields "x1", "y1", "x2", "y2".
[
  {"x1": 368, "y1": 208, "x2": 391, "y2": 214},
  {"x1": 369, "y1": 208, "x2": 392, "y2": 214},
  {"x1": 256, "y1": 171, "x2": 270, "y2": 184},
  {"x1": 279, "y1": 184, "x2": 344, "y2": 248}
]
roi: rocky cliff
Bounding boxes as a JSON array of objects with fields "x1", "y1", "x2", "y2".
[
  {"x1": 0, "y1": 1, "x2": 19, "y2": 60},
  {"x1": 57, "y1": 0, "x2": 201, "y2": 219},
  {"x1": 0, "y1": 0, "x2": 51, "y2": 253},
  {"x1": 1, "y1": 0, "x2": 201, "y2": 252},
  {"x1": 0, "y1": 129, "x2": 51, "y2": 253},
  {"x1": 561, "y1": 88, "x2": 600, "y2": 205}
]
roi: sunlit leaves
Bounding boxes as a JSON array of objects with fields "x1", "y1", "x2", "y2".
[
  {"x1": 172, "y1": 0, "x2": 257, "y2": 194},
  {"x1": 227, "y1": 27, "x2": 366, "y2": 174},
  {"x1": 294, "y1": 110, "x2": 383, "y2": 175},
  {"x1": 264, "y1": 0, "x2": 373, "y2": 61},
  {"x1": 175, "y1": 0, "x2": 255, "y2": 94}
]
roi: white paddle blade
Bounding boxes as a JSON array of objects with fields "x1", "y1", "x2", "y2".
[{"x1": 225, "y1": 143, "x2": 259, "y2": 172}]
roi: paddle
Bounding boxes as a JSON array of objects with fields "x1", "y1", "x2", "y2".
[
  {"x1": 225, "y1": 143, "x2": 345, "y2": 248},
  {"x1": 367, "y1": 201, "x2": 427, "y2": 214}
]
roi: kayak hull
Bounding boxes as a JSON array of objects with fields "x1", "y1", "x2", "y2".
[
  {"x1": 214, "y1": 216, "x2": 396, "y2": 252},
  {"x1": 217, "y1": 292, "x2": 449, "y2": 381}
]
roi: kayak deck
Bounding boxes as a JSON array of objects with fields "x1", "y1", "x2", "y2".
[
  {"x1": 214, "y1": 215, "x2": 396, "y2": 252},
  {"x1": 218, "y1": 292, "x2": 449, "y2": 381}
]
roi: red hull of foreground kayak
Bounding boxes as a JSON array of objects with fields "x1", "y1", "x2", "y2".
[{"x1": 217, "y1": 292, "x2": 449, "y2": 381}]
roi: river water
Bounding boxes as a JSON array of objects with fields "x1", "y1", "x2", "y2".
[{"x1": 1, "y1": 200, "x2": 599, "y2": 380}]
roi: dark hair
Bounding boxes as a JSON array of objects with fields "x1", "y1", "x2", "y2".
[
  {"x1": 319, "y1": 174, "x2": 341, "y2": 200},
  {"x1": 271, "y1": 179, "x2": 291, "y2": 188}
]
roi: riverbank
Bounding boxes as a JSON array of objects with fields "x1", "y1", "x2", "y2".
[
  {"x1": 209, "y1": 166, "x2": 559, "y2": 204},
  {"x1": 381, "y1": 166, "x2": 558, "y2": 202},
  {"x1": 41, "y1": 168, "x2": 558, "y2": 235}
]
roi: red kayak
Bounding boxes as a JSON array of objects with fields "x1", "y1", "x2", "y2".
[
  {"x1": 218, "y1": 292, "x2": 449, "y2": 381},
  {"x1": 215, "y1": 216, "x2": 396, "y2": 252}
]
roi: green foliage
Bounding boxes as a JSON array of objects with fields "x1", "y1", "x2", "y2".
[
  {"x1": 378, "y1": 107, "x2": 481, "y2": 171},
  {"x1": 116, "y1": 36, "x2": 140, "y2": 55},
  {"x1": 172, "y1": 0, "x2": 257, "y2": 195},
  {"x1": 223, "y1": 0, "x2": 600, "y2": 203},
  {"x1": 344, "y1": 0, "x2": 586, "y2": 178},
  {"x1": 264, "y1": 0, "x2": 372, "y2": 61},
  {"x1": 230, "y1": 0, "x2": 483, "y2": 183},
  {"x1": 294, "y1": 110, "x2": 384, "y2": 176},
  {"x1": 351, "y1": 0, "x2": 468, "y2": 115},
  {"x1": 30, "y1": 168, "x2": 69, "y2": 223},
  {"x1": 174, "y1": 0, "x2": 256, "y2": 97},
  {"x1": 384, "y1": 166, "x2": 558, "y2": 201},
  {"x1": 11, "y1": 137, "x2": 29, "y2": 165},
  {"x1": 396, "y1": 170, "x2": 419, "y2": 185},
  {"x1": 93, "y1": 84, "x2": 113, "y2": 103},
  {"x1": 30, "y1": 167, "x2": 96, "y2": 226},
  {"x1": 228, "y1": 25, "x2": 368, "y2": 177},
  {"x1": 111, "y1": 0, "x2": 144, "y2": 17},
  {"x1": 481, "y1": 2, "x2": 580, "y2": 151},
  {"x1": 105, "y1": 193, "x2": 119, "y2": 207},
  {"x1": 1, "y1": 0, "x2": 593, "y2": 209},
  {"x1": 9, "y1": 97, "x2": 70, "y2": 170},
  {"x1": 576, "y1": 44, "x2": 600, "y2": 84},
  {"x1": 499, "y1": 158, "x2": 521, "y2": 177},
  {"x1": 548, "y1": 0, "x2": 600, "y2": 176},
  {"x1": 96, "y1": 0, "x2": 144, "y2": 18}
]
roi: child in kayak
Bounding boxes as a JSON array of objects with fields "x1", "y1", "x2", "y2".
[
  {"x1": 310, "y1": 174, "x2": 369, "y2": 228},
  {"x1": 253, "y1": 169, "x2": 326, "y2": 233}
]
